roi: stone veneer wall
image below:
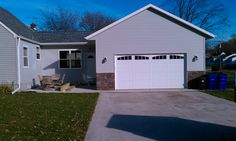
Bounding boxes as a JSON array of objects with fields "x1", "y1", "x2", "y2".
[
  {"x1": 188, "y1": 71, "x2": 206, "y2": 81},
  {"x1": 96, "y1": 73, "x2": 115, "y2": 90},
  {"x1": 96, "y1": 71, "x2": 205, "y2": 90},
  {"x1": 188, "y1": 71, "x2": 206, "y2": 88}
]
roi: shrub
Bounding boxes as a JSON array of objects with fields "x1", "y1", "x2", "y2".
[
  {"x1": 0, "y1": 85, "x2": 12, "y2": 94},
  {"x1": 211, "y1": 64, "x2": 221, "y2": 71}
]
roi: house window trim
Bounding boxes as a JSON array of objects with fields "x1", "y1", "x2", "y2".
[
  {"x1": 58, "y1": 49, "x2": 82, "y2": 69},
  {"x1": 36, "y1": 46, "x2": 41, "y2": 60},
  {"x1": 23, "y1": 46, "x2": 29, "y2": 68}
]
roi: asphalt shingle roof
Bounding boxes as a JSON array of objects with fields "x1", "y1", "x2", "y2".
[
  {"x1": 0, "y1": 7, "x2": 90, "y2": 43},
  {"x1": 34, "y1": 32, "x2": 92, "y2": 43},
  {"x1": 0, "y1": 7, "x2": 35, "y2": 40}
]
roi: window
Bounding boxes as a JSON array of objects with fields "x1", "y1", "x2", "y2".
[
  {"x1": 59, "y1": 50, "x2": 81, "y2": 69},
  {"x1": 152, "y1": 55, "x2": 167, "y2": 60},
  {"x1": 117, "y1": 56, "x2": 132, "y2": 60},
  {"x1": 170, "y1": 55, "x2": 184, "y2": 59},
  {"x1": 23, "y1": 47, "x2": 29, "y2": 67},
  {"x1": 135, "y1": 56, "x2": 149, "y2": 60},
  {"x1": 36, "y1": 47, "x2": 40, "y2": 60}
]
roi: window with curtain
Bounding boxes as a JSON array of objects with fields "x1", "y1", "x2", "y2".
[{"x1": 59, "y1": 50, "x2": 81, "y2": 68}]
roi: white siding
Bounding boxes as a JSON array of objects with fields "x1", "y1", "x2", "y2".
[
  {"x1": 91, "y1": 9, "x2": 205, "y2": 73},
  {"x1": 0, "y1": 24, "x2": 17, "y2": 84},
  {"x1": 40, "y1": 45, "x2": 95, "y2": 84},
  {"x1": 20, "y1": 40, "x2": 41, "y2": 89}
]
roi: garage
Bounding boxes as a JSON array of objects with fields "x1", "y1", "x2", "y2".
[{"x1": 115, "y1": 54, "x2": 185, "y2": 89}]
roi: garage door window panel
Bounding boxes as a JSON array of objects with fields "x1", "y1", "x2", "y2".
[
  {"x1": 152, "y1": 55, "x2": 167, "y2": 60},
  {"x1": 117, "y1": 56, "x2": 132, "y2": 60},
  {"x1": 170, "y1": 55, "x2": 184, "y2": 59},
  {"x1": 135, "y1": 56, "x2": 149, "y2": 60}
]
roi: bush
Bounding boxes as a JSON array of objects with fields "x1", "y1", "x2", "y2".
[
  {"x1": 0, "y1": 85, "x2": 12, "y2": 94},
  {"x1": 211, "y1": 64, "x2": 221, "y2": 71}
]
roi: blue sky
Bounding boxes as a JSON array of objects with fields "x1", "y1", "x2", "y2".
[{"x1": 0, "y1": 0, "x2": 235, "y2": 41}]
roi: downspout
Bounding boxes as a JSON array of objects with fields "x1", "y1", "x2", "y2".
[{"x1": 12, "y1": 37, "x2": 21, "y2": 94}]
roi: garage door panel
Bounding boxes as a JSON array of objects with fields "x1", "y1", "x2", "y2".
[{"x1": 115, "y1": 54, "x2": 185, "y2": 89}]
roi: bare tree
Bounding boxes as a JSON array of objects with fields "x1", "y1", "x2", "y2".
[
  {"x1": 231, "y1": 34, "x2": 236, "y2": 40},
  {"x1": 162, "y1": 0, "x2": 228, "y2": 31},
  {"x1": 80, "y1": 12, "x2": 115, "y2": 32},
  {"x1": 41, "y1": 8, "x2": 79, "y2": 32}
]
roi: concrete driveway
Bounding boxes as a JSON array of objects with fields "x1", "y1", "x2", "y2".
[{"x1": 85, "y1": 90, "x2": 236, "y2": 141}]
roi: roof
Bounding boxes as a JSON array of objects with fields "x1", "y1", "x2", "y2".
[
  {"x1": 0, "y1": 7, "x2": 34, "y2": 40},
  {"x1": 34, "y1": 32, "x2": 92, "y2": 43},
  {"x1": 86, "y1": 4, "x2": 215, "y2": 40},
  {"x1": 0, "y1": 7, "x2": 90, "y2": 44}
]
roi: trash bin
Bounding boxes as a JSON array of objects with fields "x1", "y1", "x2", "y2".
[
  {"x1": 198, "y1": 75, "x2": 208, "y2": 89},
  {"x1": 218, "y1": 73, "x2": 227, "y2": 90},
  {"x1": 208, "y1": 73, "x2": 217, "y2": 90}
]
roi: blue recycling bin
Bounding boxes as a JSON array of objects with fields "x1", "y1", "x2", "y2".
[
  {"x1": 219, "y1": 73, "x2": 227, "y2": 90},
  {"x1": 208, "y1": 73, "x2": 217, "y2": 90}
]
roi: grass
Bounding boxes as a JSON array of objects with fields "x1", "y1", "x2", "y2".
[
  {"x1": 0, "y1": 92, "x2": 98, "y2": 141},
  {"x1": 201, "y1": 89, "x2": 235, "y2": 102}
]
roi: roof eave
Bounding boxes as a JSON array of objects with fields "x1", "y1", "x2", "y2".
[{"x1": 40, "y1": 42, "x2": 88, "y2": 46}]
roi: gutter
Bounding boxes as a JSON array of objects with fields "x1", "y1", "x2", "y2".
[
  {"x1": 40, "y1": 42, "x2": 88, "y2": 46},
  {"x1": 19, "y1": 36, "x2": 40, "y2": 45},
  {"x1": 12, "y1": 37, "x2": 21, "y2": 94}
]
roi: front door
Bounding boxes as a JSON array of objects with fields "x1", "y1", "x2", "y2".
[{"x1": 86, "y1": 53, "x2": 96, "y2": 81}]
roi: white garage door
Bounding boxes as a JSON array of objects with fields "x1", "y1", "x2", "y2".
[{"x1": 115, "y1": 54, "x2": 185, "y2": 89}]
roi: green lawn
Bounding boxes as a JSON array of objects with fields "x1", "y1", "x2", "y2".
[
  {"x1": 0, "y1": 93, "x2": 98, "y2": 141},
  {"x1": 201, "y1": 89, "x2": 235, "y2": 102}
]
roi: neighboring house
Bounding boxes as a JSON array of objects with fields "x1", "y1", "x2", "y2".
[
  {"x1": 0, "y1": 4, "x2": 214, "y2": 92},
  {"x1": 222, "y1": 54, "x2": 236, "y2": 67}
]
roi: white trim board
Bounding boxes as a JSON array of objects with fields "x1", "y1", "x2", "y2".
[
  {"x1": 22, "y1": 45, "x2": 29, "y2": 68},
  {"x1": 86, "y1": 4, "x2": 215, "y2": 40},
  {"x1": 0, "y1": 21, "x2": 17, "y2": 37}
]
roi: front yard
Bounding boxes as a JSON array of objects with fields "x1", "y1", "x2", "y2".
[
  {"x1": 0, "y1": 93, "x2": 98, "y2": 141},
  {"x1": 202, "y1": 89, "x2": 235, "y2": 102},
  {"x1": 202, "y1": 69, "x2": 235, "y2": 102}
]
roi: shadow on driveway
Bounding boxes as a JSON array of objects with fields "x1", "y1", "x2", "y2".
[{"x1": 106, "y1": 115, "x2": 236, "y2": 141}]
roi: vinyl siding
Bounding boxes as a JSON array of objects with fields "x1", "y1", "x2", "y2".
[
  {"x1": 40, "y1": 45, "x2": 95, "y2": 84},
  {"x1": 0, "y1": 24, "x2": 17, "y2": 84},
  {"x1": 91, "y1": 9, "x2": 206, "y2": 73},
  {"x1": 20, "y1": 40, "x2": 41, "y2": 89}
]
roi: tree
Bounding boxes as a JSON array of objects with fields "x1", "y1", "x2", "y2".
[
  {"x1": 80, "y1": 12, "x2": 115, "y2": 32},
  {"x1": 41, "y1": 8, "x2": 79, "y2": 32},
  {"x1": 162, "y1": 0, "x2": 228, "y2": 31},
  {"x1": 231, "y1": 34, "x2": 236, "y2": 40}
]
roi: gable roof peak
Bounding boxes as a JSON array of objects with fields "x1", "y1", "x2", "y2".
[{"x1": 86, "y1": 4, "x2": 215, "y2": 40}]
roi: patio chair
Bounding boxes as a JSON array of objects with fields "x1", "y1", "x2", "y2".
[
  {"x1": 59, "y1": 74, "x2": 65, "y2": 84},
  {"x1": 41, "y1": 76, "x2": 53, "y2": 90},
  {"x1": 53, "y1": 74, "x2": 65, "y2": 86},
  {"x1": 38, "y1": 75, "x2": 43, "y2": 86}
]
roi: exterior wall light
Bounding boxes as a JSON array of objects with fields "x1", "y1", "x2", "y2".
[
  {"x1": 102, "y1": 57, "x2": 107, "y2": 64},
  {"x1": 192, "y1": 56, "x2": 198, "y2": 62}
]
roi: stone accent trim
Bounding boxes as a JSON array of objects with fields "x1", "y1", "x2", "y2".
[
  {"x1": 188, "y1": 71, "x2": 206, "y2": 89},
  {"x1": 96, "y1": 73, "x2": 115, "y2": 90},
  {"x1": 188, "y1": 71, "x2": 206, "y2": 81}
]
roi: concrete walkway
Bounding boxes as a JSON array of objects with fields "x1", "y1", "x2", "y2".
[{"x1": 85, "y1": 90, "x2": 236, "y2": 141}]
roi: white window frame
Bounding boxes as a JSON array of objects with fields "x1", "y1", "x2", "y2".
[
  {"x1": 58, "y1": 49, "x2": 82, "y2": 69},
  {"x1": 23, "y1": 46, "x2": 29, "y2": 68},
  {"x1": 36, "y1": 46, "x2": 41, "y2": 60}
]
